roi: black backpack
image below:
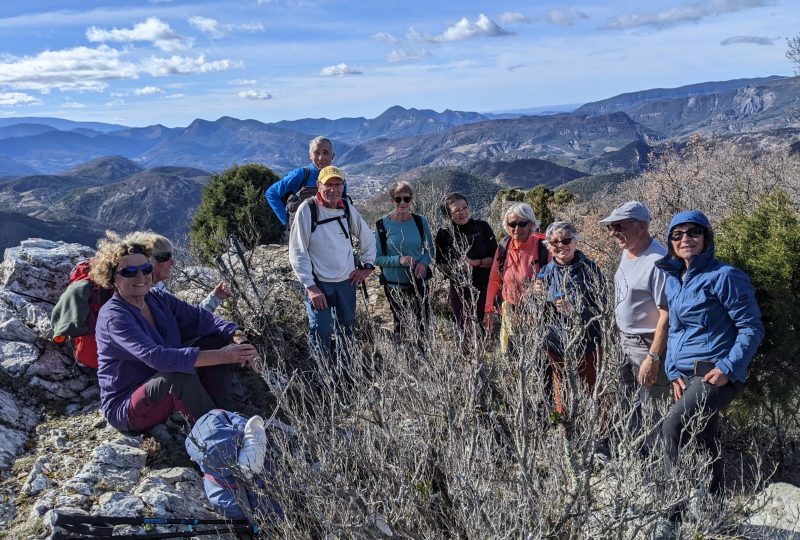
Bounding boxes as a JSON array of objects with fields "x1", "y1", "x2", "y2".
[
  {"x1": 375, "y1": 213, "x2": 433, "y2": 285},
  {"x1": 284, "y1": 167, "x2": 315, "y2": 231}
]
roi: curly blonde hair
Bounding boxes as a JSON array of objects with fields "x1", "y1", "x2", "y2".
[
  {"x1": 89, "y1": 231, "x2": 150, "y2": 288},
  {"x1": 124, "y1": 231, "x2": 173, "y2": 258}
]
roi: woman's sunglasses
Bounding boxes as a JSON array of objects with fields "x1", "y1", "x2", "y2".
[
  {"x1": 393, "y1": 196, "x2": 412, "y2": 204},
  {"x1": 117, "y1": 263, "x2": 154, "y2": 278},
  {"x1": 669, "y1": 228, "x2": 704, "y2": 241},
  {"x1": 507, "y1": 221, "x2": 530, "y2": 229},
  {"x1": 154, "y1": 251, "x2": 172, "y2": 263},
  {"x1": 549, "y1": 238, "x2": 574, "y2": 246}
]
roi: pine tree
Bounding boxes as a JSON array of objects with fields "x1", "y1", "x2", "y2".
[{"x1": 189, "y1": 163, "x2": 281, "y2": 264}]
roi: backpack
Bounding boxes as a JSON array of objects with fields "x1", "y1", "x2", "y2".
[
  {"x1": 375, "y1": 214, "x2": 433, "y2": 285},
  {"x1": 185, "y1": 409, "x2": 283, "y2": 521},
  {"x1": 51, "y1": 260, "x2": 114, "y2": 369},
  {"x1": 496, "y1": 233, "x2": 551, "y2": 277},
  {"x1": 284, "y1": 167, "x2": 314, "y2": 231}
]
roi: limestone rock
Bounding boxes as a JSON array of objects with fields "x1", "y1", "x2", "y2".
[
  {"x1": 92, "y1": 442, "x2": 148, "y2": 469},
  {"x1": 0, "y1": 424, "x2": 29, "y2": 470},
  {"x1": 0, "y1": 339, "x2": 40, "y2": 378},
  {"x1": 22, "y1": 456, "x2": 55, "y2": 496},
  {"x1": 748, "y1": 482, "x2": 800, "y2": 533},
  {"x1": 1, "y1": 239, "x2": 95, "y2": 305},
  {"x1": 29, "y1": 375, "x2": 90, "y2": 400},
  {"x1": 96, "y1": 492, "x2": 144, "y2": 517},
  {"x1": 0, "y1": 318, "x2": 38, "y2": 343},
  {"x1": 0, "y1": 387, "x2": 38, "y2": 430},
  {"x1": 25, "y1": 348, "x2": 77, "y2": 381}
]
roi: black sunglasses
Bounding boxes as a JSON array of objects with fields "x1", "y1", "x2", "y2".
[
  {"x1": 393, "y1": 196, "x2": 412, "y2": 203},
  {"x1": 154, "y1": 251, "x2": 172, "y2": 263},
  {"x1": 117, "y1": 263, "x2": 154, "y2": 278},
  {"x1": 606, "y1": 220, "x2": 636, "y2": 232},
  {"x1": 549, "y1": 237, "x2": 574, "y2": 246},
  {"x1": 507, "y1": 220, "x2": 530, "y2": 229},
  {"x1": 669, "y1": 228, "x2": 704, "y2": 241}
]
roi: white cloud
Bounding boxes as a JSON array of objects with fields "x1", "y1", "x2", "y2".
[
  {"x1": 0, "y1": 45, "x2": 138, "y2": 92},
  {"x1": 188, "y1": 16, "x2": 264, "y2": 39},
  {"x1": 165, "y1": 93, "x2": 185, "y2": 99},
  {"x1": 318, "y1": 63, "x2": 362, "y2": 77},
  {"x1": 0, "y1": 92, "x2": 41, "y2": 106},
  {"x1": 604, "y1": 0, "x2": 769, "y2": 30},
  {"x1": 62, "y1": 100, "x2": 85, "y2": 109},
  {"x1": 372, "y1": 32, "x2": 399, "y2": 44},
  {"x1": 507, "y1": 63, "x2": 525, "y2": 71},
  {"x1": 498, "y1": 12, "x2": 531, "y2": 24},
  {"x1": 230, "y1": 78, "x2": 258, "y2": 86},
  {"x1": 720, "y1": 35, "x2": 779, "y2": 45},
  {"x1": 134, "y1": 85, "x2": 164, "y2": 95},
  {"x1": 238, "y1": 89, "x2": 272, "y2": 100},
  {"x1": 547, "y1": 8, "x2": 589, "y2": 26},
  {"x1": 432, "y1": 14, "x2": 511, "y2": 43},
  {"x1": 87, "y1": 17, "x2": 191, "y2": 52},
  {"x1": 387, "y1": 48, "x2": 430, "y2": 63},
  {"x1": 140, "y1": 55, "x2": 240, "y2": 76}
]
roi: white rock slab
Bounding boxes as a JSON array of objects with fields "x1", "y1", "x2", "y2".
[
  {"x1": 0, "y1": 387, "x2": 38, "y2": 429},
  {"x1": 748, "y1": 482, "x2": 800, "y2": 532},
  {"x1": 0, "y1": 339, "x2": 40, "y2": 378},
  {"x1": 0, "y1": 318, "x2": 38, "y2": 343},
  {"x1": 1, "y1": 239, "x2": 94, "y2": 305}
]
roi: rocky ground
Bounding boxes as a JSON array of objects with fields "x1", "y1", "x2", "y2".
[{"x1": 0, "y1": 238, "x2": 797, "y2": 539}]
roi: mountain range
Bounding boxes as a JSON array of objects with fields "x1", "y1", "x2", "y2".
[{"x1": 0, "y1": 74, "x2": 797, "y2": 250}]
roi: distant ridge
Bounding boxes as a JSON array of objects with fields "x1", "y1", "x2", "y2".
[
  {"x1": 0, "y1": 116, "x2": 128, "y2": 133},
  {"x1": 0, "y1": 210, "x2": 101, "y2": 252}
]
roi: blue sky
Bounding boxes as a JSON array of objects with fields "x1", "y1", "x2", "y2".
[{"x1": 0, "y1": 0, "x2": 796, "y2": 127}]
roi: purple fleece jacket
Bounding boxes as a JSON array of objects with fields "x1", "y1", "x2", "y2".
[{"x1": 95, "y1": 288, "x2": 238, "y2": 431}]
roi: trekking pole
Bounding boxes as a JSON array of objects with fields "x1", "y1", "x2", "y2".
[
  {"x1": 229, "y1": 234, "x2": 262, "y2": 301},
  {"x1": 51, "y1": 511, "x2": 256, "y2": 539},
  {"x1": 214, "y1": 253, "x2": 256, "y2": 313}
]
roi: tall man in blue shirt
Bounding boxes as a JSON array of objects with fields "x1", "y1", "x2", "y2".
[{"x1": 265, "y1": 136, "x2": 335, "y2": 229}]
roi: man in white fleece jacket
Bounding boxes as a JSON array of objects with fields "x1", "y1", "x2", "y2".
[{"x1": 288, "y1": 166, "x2": 376, "y2": 358}]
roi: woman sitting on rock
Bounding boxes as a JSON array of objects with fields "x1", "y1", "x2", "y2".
[
  {"x1": 91, "y1": 233, "x2": 258, "y2": 433},
  {"x1": 126, "y1": 231, "x2": 231, "y2": 312}
]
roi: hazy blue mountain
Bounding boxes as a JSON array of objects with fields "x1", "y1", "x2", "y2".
[
  {"x1": 467, "y1": 158, "x2": 587, "y2": 188},
  {"x1": 0, "y1": 123, "x2": 57, "y2": 139},
  {"x1": 0, "y1": 210, "x2": 102, "y2": 252},
  {"x1": 37, "y1": 167, "x2": 211, "y2": 240},
  {"x1": 0, "y1": 155, "x2": 39, "y2": 177},
  {"x1": 576, "y1": 76, "x2": 799, "y2": 136},
  {"x1": 576, "y1": 76, "x2": 786, "y2": 115},
  {"x1": 272, "y1": 106, "x2": 491, "y2": 144},
  {"x1": 140, "y1": 116, "x2": 349, "y2": 173},
  {"x1": 338, "y1": 112, "x2": 656, "y2": 176},
  {"x1": 0, "y1": 174, "x2": 105, "y2": 214},
  {"x1": 0, "y1": 116, "x2": 128, "y2": 132},
  {"x1": 0, "y1": 131, "x2": 158, "y2": 173},
  {"x1": 61, "y1": 156, "x2": 145, "y2": 183}
]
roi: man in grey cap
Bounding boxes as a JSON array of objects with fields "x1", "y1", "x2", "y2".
[{"x1": 600, "y1": 201, "x2": 670, "y2": 448}]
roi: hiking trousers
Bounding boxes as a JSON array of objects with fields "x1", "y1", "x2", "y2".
[
  {"x1": 304, "y1": 279, "x2": 357, "y2": 360},
  {"x1": 662, "y1": 375, "x2": 742, "y2": 494}
]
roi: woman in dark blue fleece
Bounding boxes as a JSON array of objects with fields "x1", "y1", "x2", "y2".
[
  {"x1": 656, "y1": 210, "x2": 764, "y2": 493},
  {"x1": 536, "y1": 221, "x2": 605, "y2": 415},
  {"x1": 90, "y1": 234, "x2": 258, "y2": 432}
]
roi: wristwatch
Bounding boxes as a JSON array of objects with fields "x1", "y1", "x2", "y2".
[
  {"x1": 647, "y1": 352, "x2": 661, "y2": 363},
  {"x1": 362, "y1": 263, "x2": 375, "y2": 270}
]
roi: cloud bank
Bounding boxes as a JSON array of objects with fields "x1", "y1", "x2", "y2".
[
  {"x1": 87, "y1": 17, "x2": 191, "y2": 52},
  {"x1": 603, "y1": 0, "x2": 768, "y2": 30}
]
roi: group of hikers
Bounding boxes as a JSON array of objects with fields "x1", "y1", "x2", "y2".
[
  {"x1": 268, "y1": 136, "x2": 765, "y2": 495},
  {"x1": 48, "y1": 134, "x2": 765, "y2": 521}
]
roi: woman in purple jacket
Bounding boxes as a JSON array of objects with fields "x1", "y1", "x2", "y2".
[{"x1": 90, "y1": 234, "x2": 258, "y2": 432}]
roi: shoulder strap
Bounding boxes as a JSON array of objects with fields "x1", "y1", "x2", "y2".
[
  {"x1": 295, "y1": 167, "x2": 310, "y2": 193},
  {"x1": 533, "y1": 233, "x2": 550, "y2": 273},
  {"x1": 308, "y1": 198, "x2": 318, "y2": 233},
  {"x1": 376, "y1": 217, "x2": 388, "y2": 255},
  {"x1": 412, "y1": 213, "x2": 425, "y2": 244},
  {"x1": 497, "y1": 236, "x2": 511, "y2": 275}
]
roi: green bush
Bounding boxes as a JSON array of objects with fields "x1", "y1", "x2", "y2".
[
  {"x1": 189, "y1": 163, "x2": 281, "y2": 264},
  {"x1": 715, "y1": 191, "x2": 800, "y2": 408}
]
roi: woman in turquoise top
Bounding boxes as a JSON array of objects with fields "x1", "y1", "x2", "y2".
[{"x1": 374, "y1": 181, "x2": 434, "y2": 343}]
